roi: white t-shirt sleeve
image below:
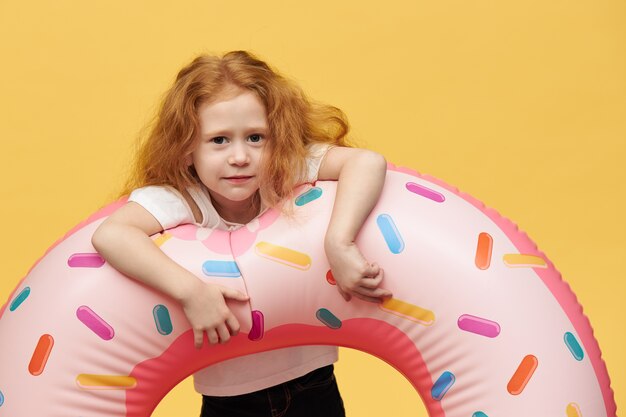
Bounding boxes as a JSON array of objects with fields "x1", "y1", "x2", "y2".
[
  {"x1": 304, "y1": 143, "x2": 334, "y2": 183},
  {"x1": 128, "y1": 186, "x2": 196, "y2": 230}
]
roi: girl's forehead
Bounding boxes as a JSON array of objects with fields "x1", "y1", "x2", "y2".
[
  {"x1": 199, "y1": 85, "x2": 265, "y2": 113},
  {"x1": 198, "y1": 88, "x2": 268, "y2": 131}
]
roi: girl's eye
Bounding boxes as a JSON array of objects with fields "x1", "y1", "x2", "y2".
[
  {"x1": 211, "y1": 137, "x2": 227, "y2": 145},
  {"x1": 248, "y1": 134, "x2": 263, "y2": 143}
]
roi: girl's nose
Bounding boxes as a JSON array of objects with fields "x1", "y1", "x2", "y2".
[{"x1": 228, "y1": 142, "x2": 250, "y2": 165}]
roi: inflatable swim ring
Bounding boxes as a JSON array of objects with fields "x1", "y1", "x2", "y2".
[{"x1": 0, "y1": 165, "x2": 617, "y2": 416}]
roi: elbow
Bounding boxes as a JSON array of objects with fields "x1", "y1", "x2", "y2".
[
  {"x1": 360, "y1": 149, "x2": 387, "y2": 174},
  {"x1": 91, "y1": 227, "x2": 104, "y2": 253},
  {"x1": 91, "y1": 223, "x2": 112, "y2": 254}
]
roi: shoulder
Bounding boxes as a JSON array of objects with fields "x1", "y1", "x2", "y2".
[
  {"x1": 128, "y1": 184, "x2": 202, "y2": 229},
  {"x1": 129, "y1": 185, "x2": 185, "y2": 204},
  {"x1": 305, "y1": 142, "x2": 333, "y2": 160}
]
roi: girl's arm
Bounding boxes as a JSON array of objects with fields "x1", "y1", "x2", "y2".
[
  {"x1": 318, "y1": 147, "x2": 393, "y2": 303},
  {"x1": 91, "y1": 202, "x2": 249, "y2": 348}
]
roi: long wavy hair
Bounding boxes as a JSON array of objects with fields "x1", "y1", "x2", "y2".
[{"x1": 122, "y1": 50, "x2": 352, "y2": 209}]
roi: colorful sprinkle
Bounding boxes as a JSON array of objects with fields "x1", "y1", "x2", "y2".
[
  {"x1": 472, "y1": 412, "x2": 488, "y2": 417},
  {"x1": 405, "y1": 182, "x2": 445, "y2": 203},
  {"x1": 431, "y1": 371, "x2": 455, "y2": 400},
  {"x1": 507, "y1": 354, "x2": 538, "y2": 395},
  {"x1": 295, "y1": 187, "x2": 323, "y2": 206},
  {"x1": 566, "y1": 402, "x2": 582, "y2": 417},
  {"x1": 75, "y1": 374, "x2": 137, "y2": 390},
  {"x1": 248, "y1": 310, "x2": 264, "y2": 341},
  {"x1": 376, "y1": 214, "x2": 405, "y2": 254},
  {"x1": 564, "y1": 332, "x2": 584, "y2": 361},
  {"x1": 380, "y1": 298, "x2": 435, "y2": 326},
  {"x1": 316, "y1": 308, "x2": 342, "y2": 329},
  {"x1": 9, "y1": 286, "x2": 30, "y2": 311},
  {"x1": 76, "y1": 306, "x2": 114, "y2": 340},
  {"x1": 255, "y1": 242, "x2": 312, "y2": 270},
  {"x1": 458, "y1": 314, "x2": 500, "y2": 338},
  {"x1": 153, "y1": 233, "x2": 172, "y2": 247},
  {"x1": 29, "y1": 334, "x2": 54, "y2": 376},
  {"x1": 0, "y1": 390, "x2": 4, "y2": 407},
  {"x1": 202, "y1": 260, "x2": 241, "y2": 277},
  {"x1": 475, "y1": 232, "x2": 493, "y2": 270},
  {"x1": 153, "y1": 305, "x2": 173, "y2": 336},
  {"x1": 67, "y1": 253, "x2": 105, "y2": 268},
  {"x1": 503, "y1": 254, "x2": 547, "y2": 268},
  {"x1": 326, "y1": 270, "x2": 336, "y2": 285}
]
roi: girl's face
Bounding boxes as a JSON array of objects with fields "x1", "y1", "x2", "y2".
[{"x1": 190, "y1": 87, "x2": 269, "y2": 222}]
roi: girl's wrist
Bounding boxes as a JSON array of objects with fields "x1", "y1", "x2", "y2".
[
  {"x1": 173, "y1": 272, "x2": 204, "y2": 304},
  {"x1": 324, "y1": 232, "x2": 353, "y2": 250}
]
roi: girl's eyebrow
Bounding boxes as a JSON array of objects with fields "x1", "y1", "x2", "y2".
[{"x1": 203, "y1": 127, "x2": 268, "y2": 136}]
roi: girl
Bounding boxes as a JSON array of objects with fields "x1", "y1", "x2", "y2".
[{"x1": 92, "y1": 50, "x2": 391, "y2": 417}]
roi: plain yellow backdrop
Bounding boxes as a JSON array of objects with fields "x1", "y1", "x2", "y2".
[{"x1": 1, "y1": 1, "x2": 624, "y2": 415}]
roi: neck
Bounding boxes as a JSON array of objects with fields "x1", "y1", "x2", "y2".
[{"x1": 210, "y1": 192, "x2": 261, "y2": 224}]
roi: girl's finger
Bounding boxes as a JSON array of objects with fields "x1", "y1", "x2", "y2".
[
  {"x1": 363, "y1": 262, "x2": 380, "y2": 277},
  {"x1": 226, "y1": 315, "x2": 240, "y2": 336},
  {"x1": 216, "y1": 324, "x2": 231, "y2": 344},
  {"x1": 354, "y1": 286, "x2": 392, "y2": 299},
  {"x1": 359, "y1": 273, "x2": 384, "y2": 289},
  {"x1": 206, "y1": 329, "x2": 219, "y2": 345},
  {"x1": 194, "y1": 330, "x2": 205, "y2": 349},
  {"x1": 353, "y1": 293, "x2": 384, "y2": 304},
  {"x1": 337, "y1": 286, "x2": 351, "y2": 301}
]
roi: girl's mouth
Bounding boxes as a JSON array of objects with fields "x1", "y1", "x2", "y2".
[{"x1": 224, "y1": 176, "x2": 253, "y2": 184}]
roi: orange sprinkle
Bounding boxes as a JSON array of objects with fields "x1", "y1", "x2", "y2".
[
  {"x1": 29, "y1": 334, "x2": 54, "y2": 376},
  {"x1": 507, "y1": 354, "x2": 538, "y2": 395},
  {"x1": 475, "y1": 232, "x2": 493, "y2": 270}
]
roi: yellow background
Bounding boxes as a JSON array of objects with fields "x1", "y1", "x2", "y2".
[{"x1": 1, "y1": 1, "x2": 624, "y2": 415}]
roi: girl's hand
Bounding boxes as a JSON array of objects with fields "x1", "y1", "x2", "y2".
[
  {"x1": 180, "y1": 278, "x2": 250, "y2": 348},
  {"x1": 325, "y1": 241, "x2": 392, "y2": 303}
]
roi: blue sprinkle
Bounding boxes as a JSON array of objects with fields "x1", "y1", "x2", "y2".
[
  {"x1": 376, "y1": 214, "x2": 405, "y2": 254},
  {"x1": 564, "y1": 332, "x2": 584, "y2": 361},
  {"x1": 0, "y1": 389, "x2": 4, "y2": 407},
  {"x1": 9, "y1": 287, "x2": 30, "y2": 312},
  {"x1": 472, "y1": 412, "x2": 488, "y2": 417},
  {"x1": 431, "y1": 371, "x2": 455, "y2": 401},
  {"x1": 295, "y1": 187, "x2": 323, "y2": 206},
  {"x1": 316, "y1": 308, "x2": 342, "y2": 329},
  {"x1": 153, "y1": 305, "x2": 173, "y2": 335},
  {"x1": 202, "y1": 261, "x2": 241, "y2": 277}
]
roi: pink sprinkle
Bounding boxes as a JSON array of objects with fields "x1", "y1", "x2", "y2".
[
  {"x1": 76, "y1": 306, "x2": 114, "y2": 340},
  {"x1": 405, "y1": 182, "x2": 445, "y2": 203},
  {"x1": 248, "y1": 310, "x2": 264, "y2": 341},
  {"x1": 457, "y1": 314, "x2": 500, "y2": 338},
  {"x1": 67, "y1": 253, "x2": 105, "y2": 268}
]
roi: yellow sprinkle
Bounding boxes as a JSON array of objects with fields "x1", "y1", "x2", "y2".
[
  {"x1": 566, "y1": 403, "x2": 582, "y2": 417},
  {"x1": 153, "y1": 233, "x2": 172, "y2": 247},
  {"x1": 379, "y1": 298, "x2": 435, "y2": 326},
  {"x1": 255, "y1": 242, "x2": 311, "y2": 270},
  {"x1": 76, "y1": 374, "x2": 137, "y2": 390},
  {"x1": 503, "y1": 254, "x2": 547, "y2": 268}
]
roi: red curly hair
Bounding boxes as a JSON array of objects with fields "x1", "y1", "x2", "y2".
[{"x1": 122, "y1": 50, "x2": 352, "y2": 208}]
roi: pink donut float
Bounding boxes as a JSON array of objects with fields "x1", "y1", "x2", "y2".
[{"x1": 0, "y1": 165, "x2": 617, "y2": 416}]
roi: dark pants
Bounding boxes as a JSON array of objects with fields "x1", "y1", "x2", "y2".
[{"x1": 200, "y1": 365, "x2": 345, "y2": 417}]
